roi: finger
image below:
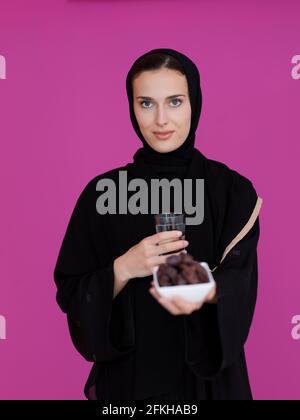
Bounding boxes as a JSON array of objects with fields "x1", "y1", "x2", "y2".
[
  {"x1": 148, "y1": 230, "x2": 183, "y2": 246},
  {"x1": 150, "y1": 250, "x2": 186, "y2": 268},
  {"x1": 149, "y1": 288, "x2": 182, "y2": 315},
  {"x1": 205, "y1": 285, "x2": 217, "y2": 302},
  {"x1": 161, "y1": 249, "x2": 188, "y2": 260},
  {"x1": 157, "y1": 298, "x2": 183, "y2": 315},
  {"x1": 170, "y1": 295, "x2": 201, "y2": 313},
  {"x1": 150, "y1": 287, "x2": 203, "y2": 315},
  {"x1": 149, "y1": 239, "x2": 188, "y2": 257}
]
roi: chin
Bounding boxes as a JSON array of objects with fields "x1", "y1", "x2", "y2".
[{"x1": 152, "y1": 142, "x2": 182, "y2": 153}]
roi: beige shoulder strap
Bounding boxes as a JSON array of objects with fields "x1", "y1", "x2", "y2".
[{"x1": 211, "y1": 196, "x2": 263, "y2": 273}]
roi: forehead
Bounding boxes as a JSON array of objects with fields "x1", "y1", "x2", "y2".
[{"x1": 133, "y1": 68, "x2": 188, "y2": 98}]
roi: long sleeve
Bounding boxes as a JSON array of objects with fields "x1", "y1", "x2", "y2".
[
  {"x1": 53, "y1": 180, "x2": 135, "y2": 363},
  {"x1": 183, "y1": 218, "x2": 260, "y2": 378}
]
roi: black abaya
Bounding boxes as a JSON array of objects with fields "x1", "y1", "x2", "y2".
[
  {"x1": 53, "y1": 151, "x2": 262, "y2": 400},
  {"x1": 53, "y1": 48, "x2": 263, "y2": 400}
]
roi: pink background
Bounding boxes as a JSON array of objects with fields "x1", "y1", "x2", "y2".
[{"x1": 0, "y1": 0, "x2": 299, "y2": 400}]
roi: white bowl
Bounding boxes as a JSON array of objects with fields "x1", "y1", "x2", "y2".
[{"x1": 152, "y1": 262, "x2": 215, "y2": 303}]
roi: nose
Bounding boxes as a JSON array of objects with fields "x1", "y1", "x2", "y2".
[{"x1": 155, "y1": 104, "x2": 169, "y2": 126}]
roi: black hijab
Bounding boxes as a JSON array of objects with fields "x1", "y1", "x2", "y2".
[{"x1": 125, "y1": 47, "x2": 202, "y2": 180}]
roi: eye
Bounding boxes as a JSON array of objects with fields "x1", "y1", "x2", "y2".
[
  {"x1": 170, "y1": 98, "x2": 182, "y2": 107},
  {"x1": 139, "y1": 98, "x2": 183, "y2": 109},
  {"x1": 140, "y1": 100, "x2": 153, "y2": 109}
]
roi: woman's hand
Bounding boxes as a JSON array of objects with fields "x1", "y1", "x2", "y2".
[
  {"x1": 149, "y1": 281, "x2": 217, "y2": 315},
  {"x1": 114, "y1": 230, "x2": 188, "y2": 283}
]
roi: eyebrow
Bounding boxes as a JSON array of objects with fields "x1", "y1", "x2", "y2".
[{"x1": 136, "y1": 94, "x2": 186, "y2": 100}]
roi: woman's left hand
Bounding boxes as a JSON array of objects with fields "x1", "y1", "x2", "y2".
[{"x1": 149, "y1": 281, "x2": 217, "y2": 315}]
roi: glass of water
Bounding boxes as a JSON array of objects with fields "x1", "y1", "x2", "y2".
[{"x1": 154, "y1": 213, "x2": 186, "y2": 256}]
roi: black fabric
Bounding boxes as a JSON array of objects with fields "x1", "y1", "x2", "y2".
[{"x1": 53, "y1": 47, "x2": 262, "y2": 400}]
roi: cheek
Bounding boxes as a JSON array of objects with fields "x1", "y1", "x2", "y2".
[
  {"x1": 135, "y1": 110, "x2": 153, "y2": 129},
  {"x1": 177, "y1": 111, "x2": 191, "y2": 133},
  {"x1": 183, "y1": 108, "x2": 192, "y2": 132},
  {"x1": 184, "y1": 116, "x2": 191, "y2": 134},
  {"x1": 176, "y1": 103, "x2": 191, "y2": 125},
  {"x1": 133, "y1": 104, "x2": 144, "y2": 126}
]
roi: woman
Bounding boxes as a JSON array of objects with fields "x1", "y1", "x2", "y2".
[{"x1": 53, "y1": 48, "x2": 263, "y2": 400}]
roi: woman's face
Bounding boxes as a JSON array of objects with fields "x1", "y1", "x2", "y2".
[{"x1": 133, "y1": 68, "x2": 191, "y2": 153}]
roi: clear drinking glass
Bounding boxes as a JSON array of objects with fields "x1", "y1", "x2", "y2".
[{"x1": 154, "y1": 213, "x2": 186, "y2": 256}]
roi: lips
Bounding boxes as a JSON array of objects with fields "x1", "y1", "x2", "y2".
[{"x1": 153, "y1": 131, "x2": 174, "y2": 140}]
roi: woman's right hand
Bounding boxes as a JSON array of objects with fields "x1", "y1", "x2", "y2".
[{"x1": 114, "y1": 230, "x2": 188, "y2": 283}]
